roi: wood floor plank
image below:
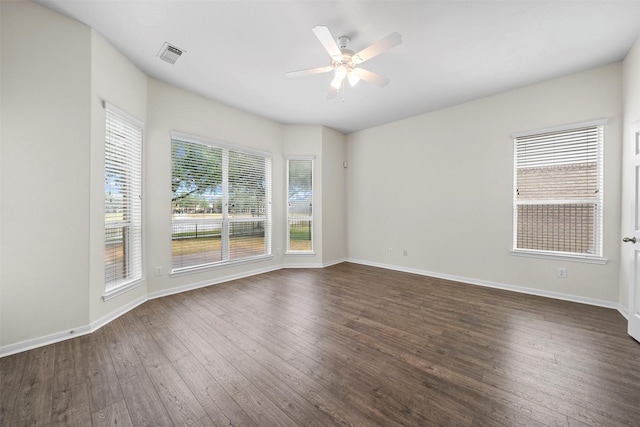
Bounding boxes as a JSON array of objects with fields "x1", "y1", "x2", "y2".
[
  {"x1": 53, "y1": 337, "x2": 86, "y2": 392},
  {"x1": 0, "y1": 352, "x2": 27, "y2": 425},
  {"x1": 21, "y1": 344, "x2": 56, "y2": 386},
  {"x1": 232, "y1": 384, "x2": 298, "y2": 427},
  {"x1": 229, "y1": 349, "x2": 333, "y2": 427},
  {"x1": 173, "y1": 324, "x2": 252, "y2": 395},
  {"x1": 2, "y1": 262, "x2": 639, "y2": 426},
  {"x1": 482, "y1": 368, "x2": 634, "y2": 426},
  {"x1": 117, "y1": 363, "x2": 173, "y2": 427},
  {"x1": 120, "y1": 309, "x2": 209, "y2": 426},
  {"x1": 50, "y1": 381, "x2": 92, "y2": 426},
  {"x1": 81, "y1": 330, "x2": 125, "y2": 415},
  {"x1": 11, "y1": 373, "x2": 53, "y2": 426},
  {"x1": 102, "y1": 316, "x2": 143, "y2": 378},
  {"x1": 90, "y1": 400, "x2": 134, "y2": 427},
  {"x1": 172, "y1": 353, "x2": 256, "y2": 427},
  {"x1": 174, "y1": 292, "x2": 380, "y2": 426}
]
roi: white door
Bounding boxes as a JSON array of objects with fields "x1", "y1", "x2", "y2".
[{"x1": 627, "y1": 122, "x2": 640, "y2": 343}]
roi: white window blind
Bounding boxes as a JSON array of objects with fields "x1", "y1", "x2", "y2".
[
  {"x1": 287, "y1": 158, "x2": 313, "y2": 252},
  {"x1": 171, "y1": 135, "x2": 272, "y2": 272},
  {"x1": 104, "y1": 103, "x2": 143, "y2": 292},
  {"x1": 513, "y1": 123, "x2": 604, "y2": 257}
]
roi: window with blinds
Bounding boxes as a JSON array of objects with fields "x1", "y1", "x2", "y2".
[
  {"x1": 287, "y1": 158, "x2": 313, "y2": 253},
  {"x1": 171, "y1": 133, "x2": 272, "y2": 272},
  {"x1": 104, "y1": 103, "x2": 143, "y2": 293},
  {"x1": 513, "y1": 121, "x2": 604, "y2": 258}
]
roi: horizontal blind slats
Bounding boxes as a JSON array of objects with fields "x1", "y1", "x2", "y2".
[
  {"x1": 171, "y1": 137, "x2": 272, "y2": 270},
  {"x1": 513, "y1": 124, "x2": 603, "y2": 256},
  {"x1": 105, "y1": 108, "x2": 143, "y2": 290}
]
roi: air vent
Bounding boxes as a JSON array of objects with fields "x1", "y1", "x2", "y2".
[{"x1": 158, "y1": 42, "x2": 185, "y2": 64}]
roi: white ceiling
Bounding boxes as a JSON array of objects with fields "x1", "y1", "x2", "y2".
[{"x1": 37, "y1": 0, "x2": 640, "y2": 134}]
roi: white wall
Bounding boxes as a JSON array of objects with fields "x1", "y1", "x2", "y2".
[
  {"x1": 145, "y1": 78, "x2": 286, "y2": 295},
  {"x1": 347, "y1": 63, "x2": 623, "y2": 305},
  {"x1": 1, "y1": 1, "x2": 92, "y2": 347},
  {"x1": 620, "y1": 36, "x2": 640, "y2": 313},
  {"x1": 89, "y1": 31, "x2": 149, "y2": 323}
]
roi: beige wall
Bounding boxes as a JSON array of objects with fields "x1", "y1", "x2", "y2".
[
  {"x1": 281, "y1": 125, "x2": 347, "y2": 267},
  {"x1": 321, "y1": 127, "x2": 347, "y2": 265},
  {"x1": 347, "y1": 63, "x2": 623, "y2": 304},
  {"x1": 620, "y1": 36, "x2": 640, "y2": 313},
  {"x1": 1, "y1": 1, "x2": 92, "y2": 347}
]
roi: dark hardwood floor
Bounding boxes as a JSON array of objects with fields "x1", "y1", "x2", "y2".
[{"x1": 1, "y1": 262, "x2": 639, "y2": 426}]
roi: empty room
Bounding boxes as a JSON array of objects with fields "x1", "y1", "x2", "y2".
[{"x1": 2, "y1": 0, "x2": 640, "y2": 425}]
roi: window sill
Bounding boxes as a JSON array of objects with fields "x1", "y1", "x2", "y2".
[
  {"x1": 103, "y1": 278, "x2": 145, "y2": 301},
  {"x1": 511, "y1": 250, "x2": 608, "y2": 265},
  {"x1": 170, "y1": 254, "x2": 273, "y2": 277},
  {"x1": 285, "y1": 251, "x2": 316, "y2": 256}
]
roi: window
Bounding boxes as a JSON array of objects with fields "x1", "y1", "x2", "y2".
[
  {"x1": 513, "y1": 120, "x2": 605, "y2": 259},
  {"x1": 171, "y1": 132, "x2": 272, "y2": 272},
  {"x1": 287, "y1": 158, "x2": 313, "y2": 253},
  {"x1": 104, "y1": 103, "x2": 143, "y2": 295}
]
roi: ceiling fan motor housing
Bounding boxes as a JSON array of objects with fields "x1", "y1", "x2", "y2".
[
  {"x1": 337, "y1": 36, "x2": 350, "y2": 49},
  {"x1": 332, "y1": 50, "x2": 355, "y2": 70}
]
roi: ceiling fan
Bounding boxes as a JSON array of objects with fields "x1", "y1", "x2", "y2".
[{"x1": 286, "y1": 26, "x2": 402, "y2": 99}]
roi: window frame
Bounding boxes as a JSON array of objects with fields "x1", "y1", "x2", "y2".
[
  {"x1": 511, "y1": 118, "x2": 607, "y2": 264},
  {"x1": 170, "y1": 131, "x2": 272, "y2": 275},
  {"x1": 286, "y1": 156, "x2": 315, "y2": 254},
  {"x1": 103, "y1": 102, "x2": 144, "y2": 300}
]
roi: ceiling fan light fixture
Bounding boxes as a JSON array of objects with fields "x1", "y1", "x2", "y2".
[
  {"x1": 335, "y1": 65, "x2": 347, "y2": 80},
  {"x1": 330, "y1": 75, "x2": 343, "y2": 90},
  {"x1": 347, "y1": 71, "x2": 360, "y2": 87}
]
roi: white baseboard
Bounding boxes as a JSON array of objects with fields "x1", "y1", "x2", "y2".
[
  {"x1": 323, "y1": 257, "x2": 347, "y2": 268},
  {"x1": 0, "y1": 324, "x2": 92, "y2": 358},
  {"x1": 618, "y1": 305, "x2": 629, "y2": 320},
  {"x1": 347, "y1": 258, "x2": 620, "y2": 311},
  {"x1": 282, "y1": 257, "x2": 346, "y2": 269},
  {"x1": 0, "y1": 295, "x2": 148, "y2": 358},
  {"x1": 89, "y1": 294, "x2": 148, "y2": 332}
]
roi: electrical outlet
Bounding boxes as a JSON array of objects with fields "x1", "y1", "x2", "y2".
[
  {"x1": 557, "y1": 267, "x2": 567, "y2": 279},
  {"x1": 388, "y1": 248, "x2": 393, "y2": 255},
  {"x1": 275, "y1": 248, "x2": 281, "y2": 255},
  {"x1": 155, "y1": 266, "x2": 163, "y2": 276},
  {"x1": 403, "y1": 249, "x2": 408, "y2": 256}
]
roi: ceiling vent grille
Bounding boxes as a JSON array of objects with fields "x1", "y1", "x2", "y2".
[{"x1": 158, "y1": 42, "x2": 185, "y2": 64}]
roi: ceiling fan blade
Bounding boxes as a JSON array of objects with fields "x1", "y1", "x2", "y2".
[
  {"x1": 352, "y1": 32, "x2": 402, "y2": 65},
  {"x1": 354, "y1": 68, "x2": 390, "y2": 87},
  {"x1": 312, "y1": 26, "x2": 343, "y2": 61},
  {"x1": 286, "y1": 66, "x2": 333, "y2": 78}
]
